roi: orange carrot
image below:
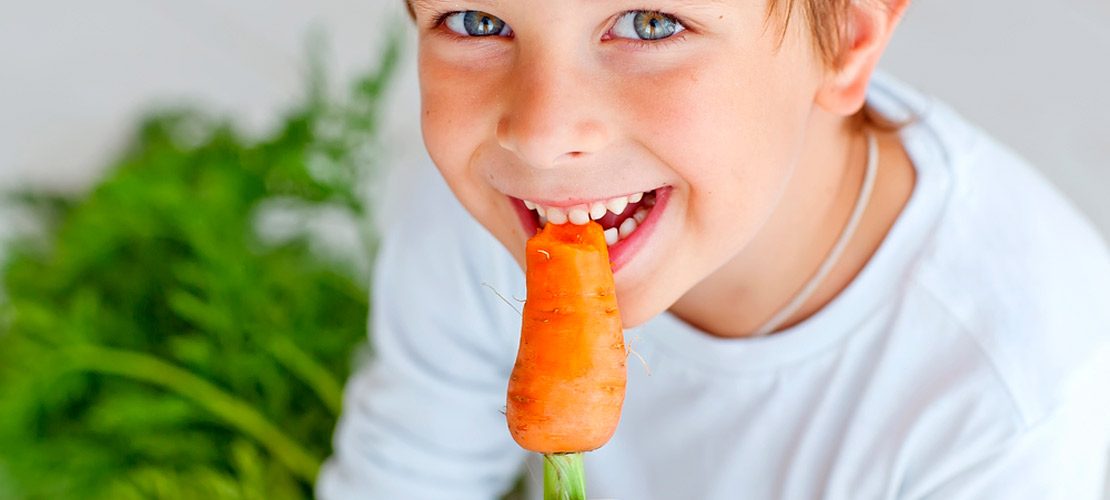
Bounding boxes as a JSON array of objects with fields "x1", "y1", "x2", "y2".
[{"x1": 506, "y1": 221, "x2": 627, "y2": 456}]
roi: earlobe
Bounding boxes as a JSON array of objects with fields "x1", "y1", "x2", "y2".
[{"x1": 815, "y1": 0, "x2": 911, "y2": 116}]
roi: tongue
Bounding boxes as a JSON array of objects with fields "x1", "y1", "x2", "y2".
[{"x1": 596, "y1": 201, "x2": 643, "y2": 231}]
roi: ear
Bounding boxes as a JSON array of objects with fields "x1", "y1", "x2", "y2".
[{"x1": 815, "y1": 0, "x2": 911, "y2": 116}]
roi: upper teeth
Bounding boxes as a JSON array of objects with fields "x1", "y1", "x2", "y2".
[{"x1": 588, "y1": 201, "x2": 607, "y2": 220}]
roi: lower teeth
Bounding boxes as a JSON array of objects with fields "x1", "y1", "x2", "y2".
[{"x1": 603, "y1": 227, "x2": 618, "y2": 245}]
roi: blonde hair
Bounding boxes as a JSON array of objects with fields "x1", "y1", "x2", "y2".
[{"x1": 769, "y1": 0, "x2": 854, "y2": 67}]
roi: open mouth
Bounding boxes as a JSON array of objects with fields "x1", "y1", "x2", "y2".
[{"x1": 510, "y1": 187, "x2": 671, "y2": 272}]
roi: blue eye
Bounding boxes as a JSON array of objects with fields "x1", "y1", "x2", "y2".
[
  {"x1": 611, "y1": 11, "x2": 685, "y2": 41},
  {"x1": 444, "y1": 11, "x2": 513, "y2": 37}
]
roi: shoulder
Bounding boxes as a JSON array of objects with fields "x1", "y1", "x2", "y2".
[
  {"x1": 874, "y1": 73, "x2": 1110, "y2": 428},
  {"x1": 372, "y1": 157, "x2": 525, "y2": 346},
  {"x1": 377, "y1": 158, "x2": 502, "y2": 263},
  {"x1": 376, "y1": 155, "x2": 520, "y2": 285}
]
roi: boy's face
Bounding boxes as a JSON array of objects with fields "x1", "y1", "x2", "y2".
[{"x1": 412, "y1": 0, "x2": 827, "y2": 328}]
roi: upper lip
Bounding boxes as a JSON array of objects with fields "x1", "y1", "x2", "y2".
[{"x1": 511, "y1": 187, "x2": 662, "y2": 208}]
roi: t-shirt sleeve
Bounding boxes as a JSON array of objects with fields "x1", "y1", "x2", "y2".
[
  {"x1": 316, "y1": 203, "x2": 527, "y2": 499},
  {"x1": 906, "y1": 395, "x2": 1109, "y2": 500}
]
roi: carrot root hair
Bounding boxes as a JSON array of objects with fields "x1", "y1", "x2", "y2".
[{"x1": 480, "y1": 281, "x2": 523, "y2": 317}]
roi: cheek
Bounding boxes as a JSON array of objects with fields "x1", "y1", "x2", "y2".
[
  {"x1": 418, "y1": 54, "x2": 505, "y2": 221},
  {"x1": 417, "y1": 48, "x2": 501, "y2": 189},
  {"x1": 618, "y1": 53, "x2": 809, "y2": 238},
  {"x1": 417, "y1": 47, "x2": 535, "y2": 266}
]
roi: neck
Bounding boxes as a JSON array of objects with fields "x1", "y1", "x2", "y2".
[{"x1": 669, "y1": 110, "x2": 910, "y2": 338}]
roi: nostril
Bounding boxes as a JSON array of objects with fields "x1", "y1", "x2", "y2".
[{"x1": 497, "y1": 114, "x2": 609, "y2": 168}]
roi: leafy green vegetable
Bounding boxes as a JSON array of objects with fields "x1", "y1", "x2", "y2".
[{"x1": 0, "y1": 33, "x2": 400, "y2": 499}]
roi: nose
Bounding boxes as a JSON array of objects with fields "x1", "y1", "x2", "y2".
[{"x1": 496, "y1": 52, "x2": 612, "y2": 169}]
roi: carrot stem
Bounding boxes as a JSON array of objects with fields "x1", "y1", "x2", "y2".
[{"x1": 543, "y1": 452, "x2": 586, "y2": 500}]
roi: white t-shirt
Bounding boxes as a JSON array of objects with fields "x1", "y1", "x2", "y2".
[{"x1": 317, "y1": 73, "x2": 1110, "y2": 500}]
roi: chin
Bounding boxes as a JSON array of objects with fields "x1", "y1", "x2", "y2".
[{"x1": 614, "y1": 289, "x2": 667, "y2": 329}]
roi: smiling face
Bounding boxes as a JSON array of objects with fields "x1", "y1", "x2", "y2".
[{"x1": 410, "y1": 0, "x2": 833, "y2": 328}]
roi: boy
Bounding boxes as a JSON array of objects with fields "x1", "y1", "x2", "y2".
[{"x1": 320, "y1": 0, "x2": 1110, "y2": 498}]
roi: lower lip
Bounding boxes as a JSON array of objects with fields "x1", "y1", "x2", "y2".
[
  {"x1": 509, "y1": 187, "x2": 672, "y2": 274},
  {"x1": 608, "y1": 187, "x2": 670, "y2": 273}
]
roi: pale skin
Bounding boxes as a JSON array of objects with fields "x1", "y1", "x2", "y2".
[{"x1": 408, "y1": 0, "x2": 915, "y2": 337}]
